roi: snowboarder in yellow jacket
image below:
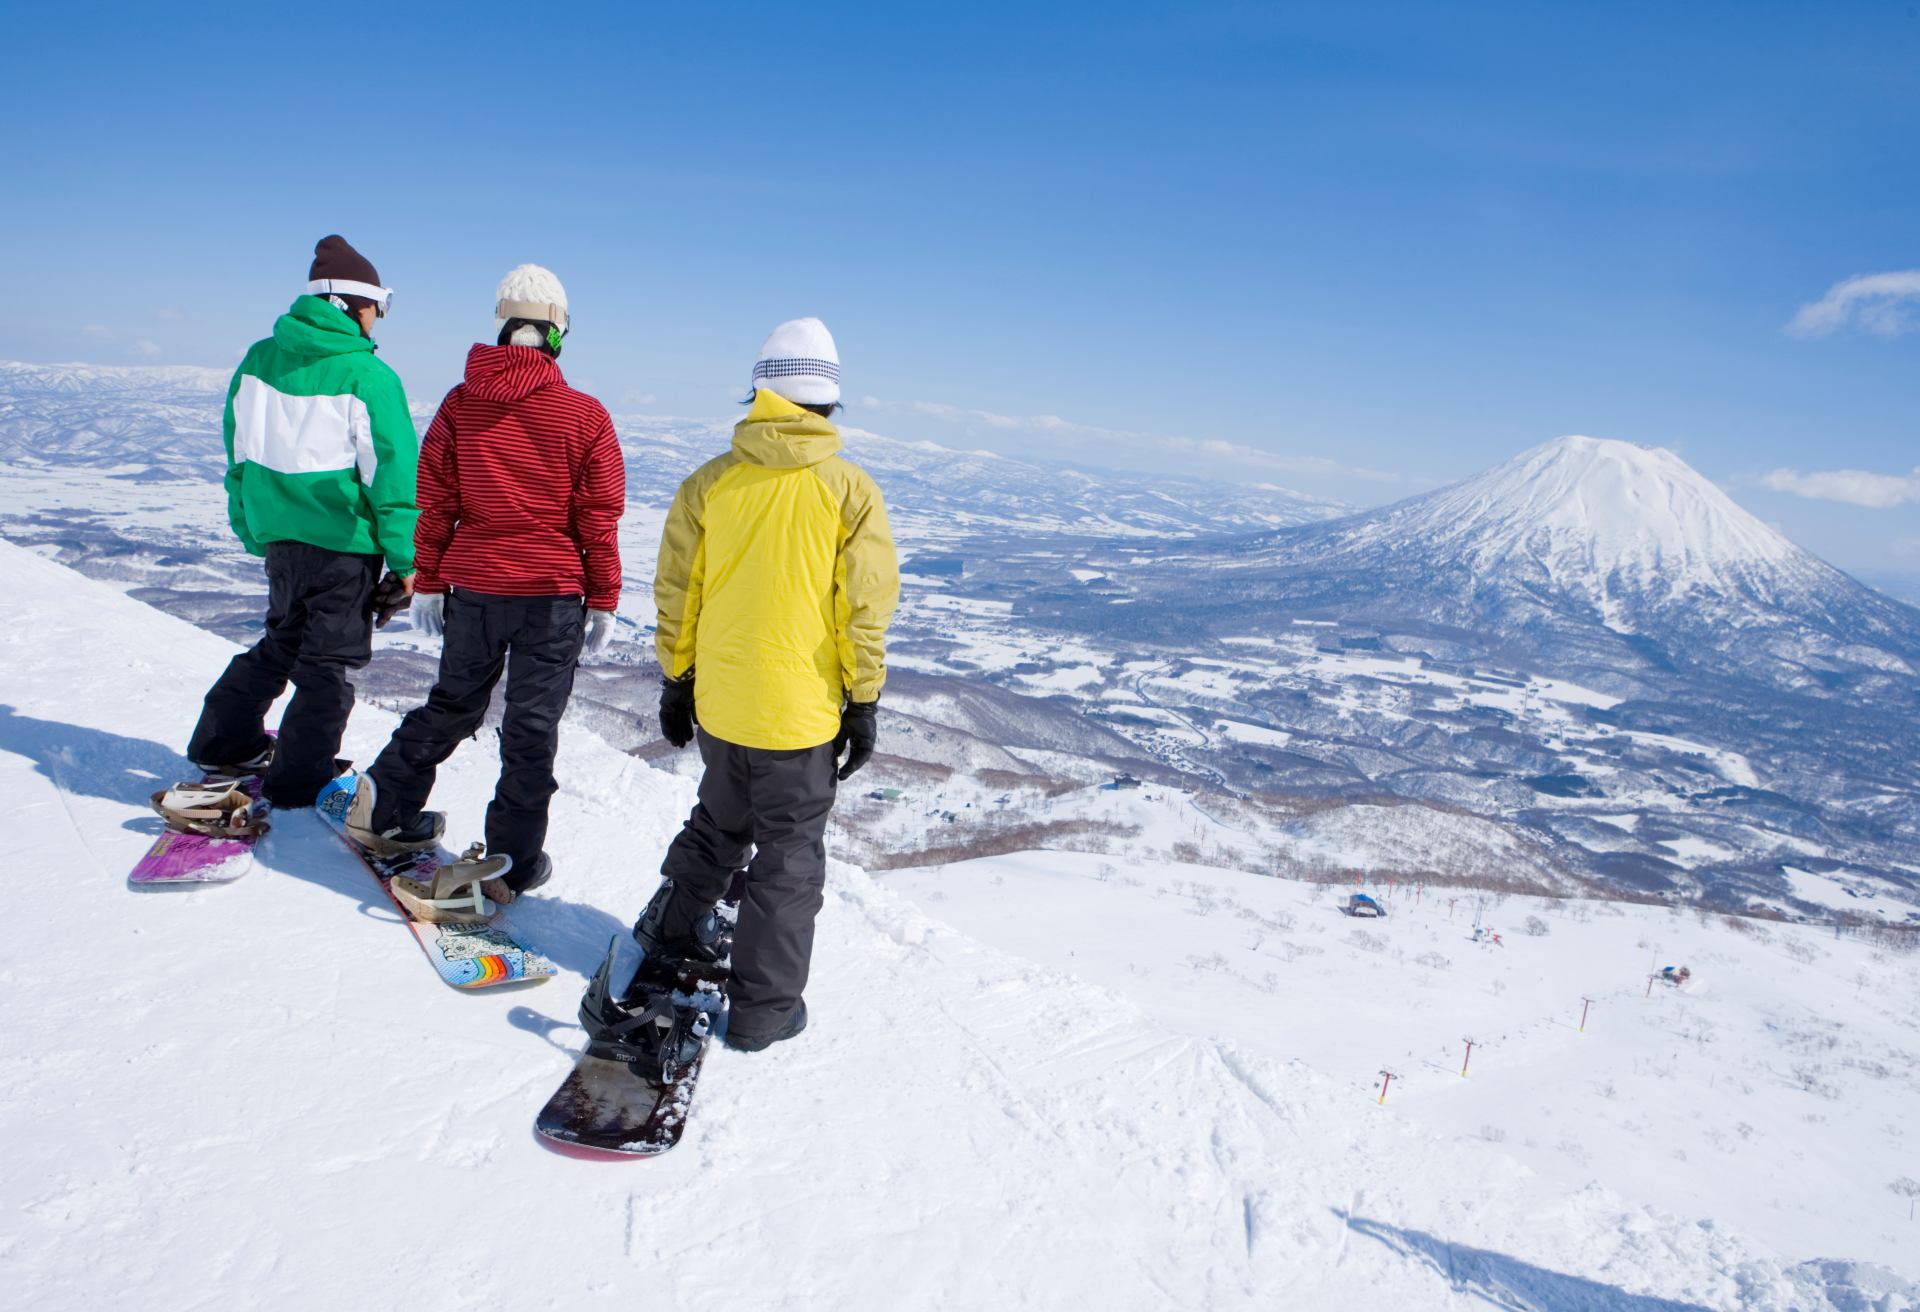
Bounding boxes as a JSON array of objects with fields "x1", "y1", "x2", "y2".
[{"x1": 636, "y1": 317, "x2": 898, "y2": 1051}]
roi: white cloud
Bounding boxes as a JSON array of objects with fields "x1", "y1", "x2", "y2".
[
  {"x1": 154, "y1": 306, "x2": 184, "y2": 321},
  {"x1": 897, "y1": 399, "x2": 1406, "y2": 483},
  {"x1": 1893, "y1": 537, "x2": 1920, "y2": 558},
  {"x1": 1786, "y1": 270, "x2": 1920, "y2": 337},
  {"x1": 1760, "y1": 465, "x2": 1920, "y2": 508},
  {"x1": 130, "y1": 338, "x2": 162, "y2": 359},
  {"x1": 80, "y1": 324, "x2": 113, "y2": 339}
]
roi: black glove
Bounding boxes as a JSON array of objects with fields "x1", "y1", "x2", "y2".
[
  {"x1": 833, "y1": 700, "x2": 878, "y2": 780},
  {"x1": 369, "y1": 571, "x2": 411, "y2": 629},
  {"x1": 659, "y1": 673, "x2": 696, "y2": 748}
]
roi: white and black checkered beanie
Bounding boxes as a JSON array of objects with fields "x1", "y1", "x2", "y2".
[{"x1": 752, "y1": 317, "x2": 840, "y2": 406}]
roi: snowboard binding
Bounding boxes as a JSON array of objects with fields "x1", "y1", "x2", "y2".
[
  {"x1": 388, "y1": 843, "x2": 512, "y2": 925},
  {"x1": 150, "y1": 780, "x2": 272, "y2": 840},
  {"x1": 579, "y1": 938, "x2": 709, "y2": 1086}
]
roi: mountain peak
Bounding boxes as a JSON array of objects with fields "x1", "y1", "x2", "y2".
[{"x1": 1382, "y1": 434, "x2": 1811, "y2": 611}]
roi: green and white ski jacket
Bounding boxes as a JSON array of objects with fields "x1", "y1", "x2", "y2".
[{"x1": 221, "y1": 295, "x2": 420, "y2": 574}]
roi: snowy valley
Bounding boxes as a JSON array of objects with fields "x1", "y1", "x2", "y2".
[{"x1": 2, "y1": 361, "x2": 1919, "y2": 1309}]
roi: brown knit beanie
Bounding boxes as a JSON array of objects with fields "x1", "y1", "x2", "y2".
[{"x1": 308, "y1": 235, "x2": 381, "y2": 289}]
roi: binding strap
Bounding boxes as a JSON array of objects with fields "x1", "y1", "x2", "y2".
[
  {"x1": 151, "y1": 781, "x2": 270, "y2": 839},
  {"x1": 578, "y1": 940, "x2": 706, "y2": 1083}
]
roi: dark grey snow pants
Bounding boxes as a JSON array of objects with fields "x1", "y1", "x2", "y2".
[
  {"x1": 660, "y1": 729, "x2": 839, "y2": 1039},
  {"x1": 366, "y1": 589, "x2": 585, "y2": 875}
]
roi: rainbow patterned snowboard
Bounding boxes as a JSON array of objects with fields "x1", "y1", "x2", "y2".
[
  {"x1": 315, "y1": 772, "x2": 556, "y2": 991},
  {"x1": 128, "y1": 771, "x2": 269, "y2": 887}
]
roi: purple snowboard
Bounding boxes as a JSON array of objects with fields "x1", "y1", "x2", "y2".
[{"x1": 128, "y1": 771, "x2": 269, "y2": 887}]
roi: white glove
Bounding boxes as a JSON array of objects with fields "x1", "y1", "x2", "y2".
[
  {"x1": 583, "y1": 608, "x2": 617, "y2": 658},
  {"x1": 411, "y1": 591, "x2": 445, "y2": 638}
]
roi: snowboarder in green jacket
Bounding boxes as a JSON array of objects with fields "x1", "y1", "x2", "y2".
[{"x1": 186, "y1": 235, "x2": 419, "y2": 807}]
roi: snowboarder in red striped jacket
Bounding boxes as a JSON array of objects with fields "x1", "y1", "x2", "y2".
[{"x1": 346, "y1": 264, "x2": 626, "y2": 901}]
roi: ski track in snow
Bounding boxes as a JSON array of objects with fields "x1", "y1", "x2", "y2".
[{"x1": 0, "y1": 538, "x2": 1913, "y2": 1311}]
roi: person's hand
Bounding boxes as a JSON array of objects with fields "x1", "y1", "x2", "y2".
[
  {"x1": 583, "y1": 609, "x2": 617, "y2": 658},
  {"x1": 833, "y1": 700, "x2": 878, "y2": 780},
  {"x1": 411, "y1": 591, "x2": 445, "y2": 638},
  {"x1": 659, "y1": 673, "x2": 696, "y2": 748},
  {"x1": 370, "y1": 571, "x2": 412, "y2": 629}
]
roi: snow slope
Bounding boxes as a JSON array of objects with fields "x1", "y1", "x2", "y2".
[
  {"x1": 1, "y1": 538, "x2": 1910, "y2": 1310},
  {"x1": 884, "y1": 853, "x2": 1920, "y2": 1275}
]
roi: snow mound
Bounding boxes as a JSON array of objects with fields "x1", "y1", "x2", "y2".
[{"x1": 0, "y1": 536, "x2": 1906, "y2": 1309}]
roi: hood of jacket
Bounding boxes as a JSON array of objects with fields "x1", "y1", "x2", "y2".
[
  {"x1": 461, "y1": 343, "x2": 564, "y2": 403},
  {"x1": 731, "y1": 386, "x2": 842, "y2": 469},
  {"x1": 271, "y1": 294, "x2": 375, "y2": 359}
]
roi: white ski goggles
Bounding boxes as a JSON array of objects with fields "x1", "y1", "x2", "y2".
[{"x1": 307, "y1": 278, "x2": 393, "y2": 318}]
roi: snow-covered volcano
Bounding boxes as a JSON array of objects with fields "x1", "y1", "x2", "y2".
[
  {"x1": 1341, "y1": 436, "x2": 1822, "y2": 620},
  {"x1": 1130, "y1": 435, "x2": 1920, "y2": 689}
]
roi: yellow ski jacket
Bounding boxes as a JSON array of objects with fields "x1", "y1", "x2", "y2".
[{"x1": 655, "y1": 388, "x2": 900, "y2": 750}]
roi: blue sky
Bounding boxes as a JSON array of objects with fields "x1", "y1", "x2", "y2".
[{"x1": 5, "y1": 2, "x2": 1918, "y2": 591}]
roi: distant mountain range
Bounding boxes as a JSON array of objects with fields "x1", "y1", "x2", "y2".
[
  {"x1": 0, "y1": 360, "x2": 1344, "y2": 538},
  {"x1": 611, "y1": 412, "x2": 1348, "y2": 542}
]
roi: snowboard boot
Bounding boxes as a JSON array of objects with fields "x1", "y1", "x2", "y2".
[
  {"x1": 630, "y1": 881, "x2": 727, "y2": 965},
  {"x1": 473, "y1": 852, "x2": 551, "y2": 908},
  {"x1": 344, "y1": 775, "x2": 444, "y2": 856},
  {"x1": 388, "y1": 843, "x2": 512, "y2": 924},
  {"x1": 192, "y1": 739, "x2": 276, "y2": 780},
  {"x1": 488, "y1": 852, "x2": 552, "y2": 904},
  {"x1": 724, "y1": 1000, "x2": 807, "y2": 1054},
  {"x1": 579, "y1": 938, "x2": 710, "y2": 1085}
]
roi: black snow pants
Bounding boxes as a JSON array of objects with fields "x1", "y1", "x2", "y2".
[
  {"x1": 659, "y1": 730, "x2": 839, "y2": 1039},
  {"x1": 187, "y1": 542, "x2": 381, "y2": 807},
  {"x1": 366, "y1": 589, "x2": 585, "y2": 875}
]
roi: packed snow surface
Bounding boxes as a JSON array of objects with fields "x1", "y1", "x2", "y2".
[
  {"x1": 2, "y1": 538, "x2": 1915, "y2": 1310},
  {"x1": 884, "y1": 853, "x2": 1920, "y2": 1274}
]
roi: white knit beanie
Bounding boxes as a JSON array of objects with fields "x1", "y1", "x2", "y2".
[
  {"x1": 495, "y1": 264, "x2": 569, "y2": 348},
  {"x1": 752, "y1": 317, "x2": 840, "y2": 406}
]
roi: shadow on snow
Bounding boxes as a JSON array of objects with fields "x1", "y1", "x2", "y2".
[
  {"x1": 0, "y1": 702, "x2": 192, "y2": 807},
  {"x1": 1339, "y1": 1213, "x2": 1716, "y2": 1312},
  {"x1": 0, "y1": 703, "x2": 631, "y2": 986}
]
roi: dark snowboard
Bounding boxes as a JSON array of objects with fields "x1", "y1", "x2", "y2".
[{"x1": 535, "y1": 881, "x2": 740, "y2": 1158}]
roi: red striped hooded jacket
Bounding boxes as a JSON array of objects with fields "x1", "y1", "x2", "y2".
[{"x1": 413, "y1": 345, "x2": 625, "y2": 610}]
